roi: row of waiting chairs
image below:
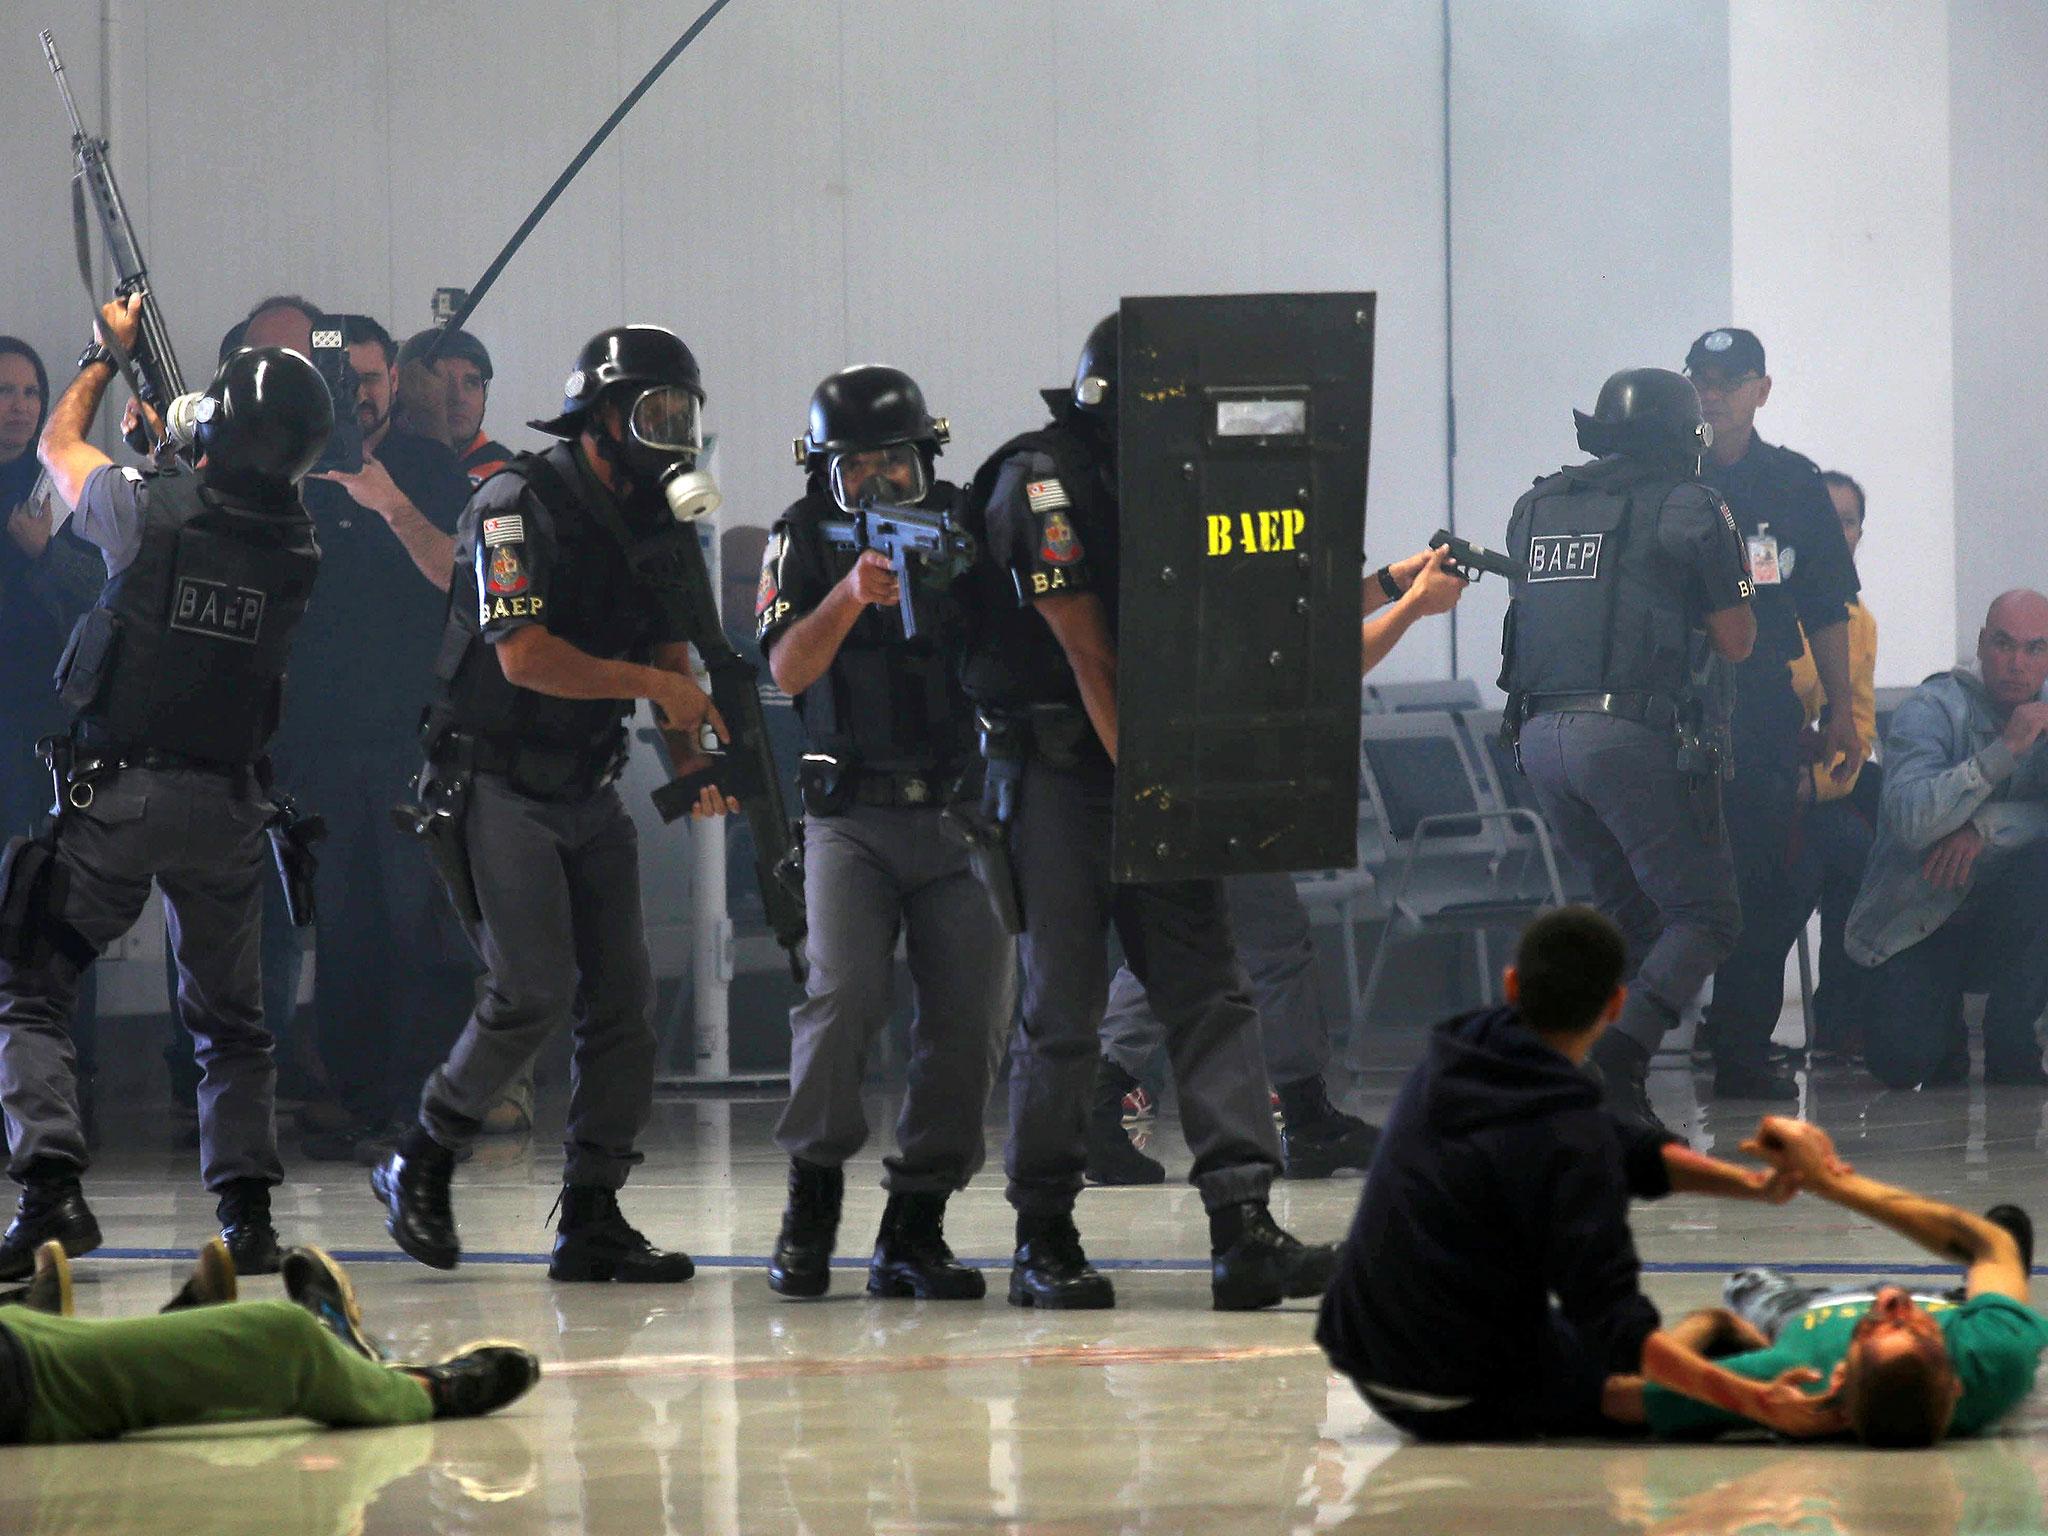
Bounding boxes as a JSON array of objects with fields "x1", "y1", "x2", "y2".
[{"x1": 1295, "y1": 685, "x2": 1585, "y2": 1063}]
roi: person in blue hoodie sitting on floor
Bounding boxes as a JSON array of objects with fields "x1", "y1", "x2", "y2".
[{"x1": 1316, "y1": 906, "x2": 1845, "y2": 1442}]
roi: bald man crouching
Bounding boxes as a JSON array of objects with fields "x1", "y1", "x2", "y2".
[{"x1": 1843, "y1": 590, "x2": 2048, "y2": 1089}]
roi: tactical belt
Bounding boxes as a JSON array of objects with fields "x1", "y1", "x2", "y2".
[
  {"x1": 1522, "y1": 691, "x2": 1680, "y2": 732},
  {"x1": 848, "y1": 771, "x2": 959, "y2": 809},
  {"x1": 462, "y1": 732, "x2": 623, "y2": 802}
]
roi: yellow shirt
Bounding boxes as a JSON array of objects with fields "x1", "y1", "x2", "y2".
[{"x1": 1787, "y1": 600, "x2": 1878, "y2": 801}]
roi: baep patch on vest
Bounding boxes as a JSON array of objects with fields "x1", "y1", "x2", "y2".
[
  {"x1": 1500, "y1": 461, "x2": 1695, "y2": 701},
  {"x1": 430, "y1": 450, "x2": 640, "y2": 752},
  {"x1": 57, "y1": 469, "x2": 318, "y2": 763}
]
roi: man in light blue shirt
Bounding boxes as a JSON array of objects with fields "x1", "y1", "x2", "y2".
[{"x1": 1844, "y1": 590, "x2": 2048, "y2": 1087}]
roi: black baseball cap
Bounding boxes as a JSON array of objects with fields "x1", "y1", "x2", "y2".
[
  {"x1": 398, "y1": 327, "x2": 494, "y2": 382},
  {"x1": 1685, "y1": 327, "x2": 1766, "y2": 378}
]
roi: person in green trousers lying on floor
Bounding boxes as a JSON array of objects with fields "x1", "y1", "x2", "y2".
[{"x1": 0, "y1": 1239, "x2": 537, "y2": 1443}]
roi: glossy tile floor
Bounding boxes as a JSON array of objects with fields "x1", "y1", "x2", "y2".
[{"x1": 6, "y1": 1037, "x2": 2048, "y2": 1534}]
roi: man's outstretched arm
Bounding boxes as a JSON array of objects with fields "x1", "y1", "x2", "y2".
[{"x1": 1745, "y1": 1117, "x2": 2027, "y2": 1302}]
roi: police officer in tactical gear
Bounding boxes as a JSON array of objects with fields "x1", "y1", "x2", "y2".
[
  {"x1": 758, "y1": 365, "x2": 1013, "y2": 1302},
  {"x1": 1, "y1": 295, "x2": 329, "y2": 1280},
  {"x1": 371, "y1": 324, "x2": 732, "y2": 1283},
  {"x1": 959, "y1": 314, "x2": 1335, "y2": 1312},
  {"x1": 1684, "y1": 329, "x2": 1864, "y2": 1100},
  {"x1": 1500, "y1": 367, "x2": 1757, "y2": 1135}
]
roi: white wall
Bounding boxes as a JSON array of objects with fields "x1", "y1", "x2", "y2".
[
  {"x1": 1949, "y1": 0, "x2": 2048, "y2": 657},
  {"x1": 5, "y1": 1, "x2": 2045, "y2": 697},
  {"x1": 1730, "y1": 0, "x2": 1956, "y2": 686},
  {"x1": 7, "y1": 1, "x2": 1447, "y2": 619},
  {"x1": 1447, "y1": 0, "x2": 1734, "y2": 686}
]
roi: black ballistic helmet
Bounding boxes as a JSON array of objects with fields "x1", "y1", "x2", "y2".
[
  {"x1": 192, "y1": 346, "x2": 335, "y2": 494},
  {"x1": 531, "y1": 325, "x2": 704, "y2": 438},
  {"x1": 1573, "y1": 367, "x2": 1712, "y2": 461},
  {"x1": 794, "y1": 364, "x2": 948, "y2": 467},
  {"x1": 1042, "y1": 312, "x2": 1118, "y2": 425}
]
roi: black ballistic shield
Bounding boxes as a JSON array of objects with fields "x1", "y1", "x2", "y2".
[{"x1": 1111, "y1": 292, "x2": 1374, "y2": 883}]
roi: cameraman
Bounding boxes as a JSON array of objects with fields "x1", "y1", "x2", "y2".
[{"x1": 232, "y1": 301, "x2": 478, "y2": 1163}]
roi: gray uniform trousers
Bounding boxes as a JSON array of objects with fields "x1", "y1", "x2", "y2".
[
  {"x1": 1099, "y1": 870, "x2": 1329, "y2": 1090},
  {"x1": 1515, "y1": 711, "x2": 1741, "y2": 1053},
  {"x1": 418, "y1": 773, "x2": 654, "y2": 1189},
  {"x1": 0, "y1": 767, "x2": 281, "y2": 1190},
  {"x1": 1007, "y1": 757, "x2": 1281, "y2": 1215},
  {"x1": 773, "y1": 803, "x2": 1015, "y2": 1193}
]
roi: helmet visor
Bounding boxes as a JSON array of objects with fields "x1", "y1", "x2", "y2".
[
  {"x1": 628, "y1": 386, "x2": 703, "y2": 455},
  {"x1": 829, "y1": 442, "x2": 928, "y2": 513}
]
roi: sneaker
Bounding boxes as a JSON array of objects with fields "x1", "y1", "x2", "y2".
[
  {"x1": 0, "y1": 1241, "x2": 73, "y2": 1315},
  {"x1": 283, "y1": 1245, "x2": 381, "y2": 1359},
  {"x1": 161, "y1": 1237, "x2": 238, "y2": 1312},
  {"x1": 1120, "y1": 1083, "x2": 1157, "y2": 1124},
  {"x1": 405, "y1": 1342, "x2": 541, "y2": 1419}
]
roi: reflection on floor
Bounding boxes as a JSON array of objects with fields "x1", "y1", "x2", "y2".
[{"x1": 5, "y1": 1046, "x2": 2048, "y2": 1534}]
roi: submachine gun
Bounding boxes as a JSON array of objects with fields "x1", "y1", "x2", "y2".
[
  {"x1": 643, "y1": 530, "x2": 808, "y2": 980},
  {"x1": 817, "y1": 497, "x2": 977, "y2": 640},
  {"x1": 42, "y1": 30, "x2": 187, "y2": 448}
]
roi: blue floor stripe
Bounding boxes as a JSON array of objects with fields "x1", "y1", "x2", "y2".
[{"x1": 79, "y1": 1247, "x2": 1964, "y2": 1277}]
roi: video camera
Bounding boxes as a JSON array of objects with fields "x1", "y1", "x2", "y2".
[{"x1": 307, "y1": 324, "x2": 364, "y2": 474}]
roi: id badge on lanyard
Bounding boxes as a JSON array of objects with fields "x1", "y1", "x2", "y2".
[{"x1": 1746, "y1": 523, "x2": 1782, "y2": 587}]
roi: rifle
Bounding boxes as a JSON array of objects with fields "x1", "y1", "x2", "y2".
[
  {"x1": 42, "y1": 30, "x2": 187, "y2": 442},
  {"x1": 1429, "y1": 528, "x2": 1528, "y2": 584},
  {"x1": 641, "y1": 530, "x2": 808, "y2": 980},
  {"x1": 817, "y1": 498, "x2": 978, "y2": 640}
]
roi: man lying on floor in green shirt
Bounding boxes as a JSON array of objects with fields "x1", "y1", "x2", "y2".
[
  {"x1": 0, "y1": 1240, "x2": 538, "y2": 1443},
  {"x1": 1606, "y1": 1115, "x2": 2048, "y2": 1447}
]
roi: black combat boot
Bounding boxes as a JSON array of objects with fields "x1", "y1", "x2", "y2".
[
  {"x1": 1276, "y1": 1075, "x2": 1381, "y2": 1179},
  {"x1": 1587, "y1": 1032, "x2": 1676, "y2": 1141},
  {"x1": 0, "y1": 1163, "x2": 101, "y2": 1282},
  {"x1": 405, "y1": 1343, "x2": 542, "y2": 1419},
  {"x1": 1008, "y1": 1211, "x2": 1115, "y2": 1310},
  {"x1": 1209, "y1": 1200, "x2": 1338, "y2": 1312},
  {"x1": 549, "y1": 1185, "x2": 695, "y2": 1283},
  {"x1": 217, "y1": 1179, "x2": 283, "y2": 1275},
  {"x1": 371, "y1": 1127, "x2": 461, "y2": 1271},
  {"x1": 161, "y1": 1236, "x2": 238, "y2": 1313},
  {"x1": 768, "y1": 1159, "x2": 842, "y2": 1299},
  {"x1": 868, "y1": 1191, "x2": 986, "y2": 1300},
  {"x1": 1085, "y1": 1058, "x2": 1166, "y2": 1186}
]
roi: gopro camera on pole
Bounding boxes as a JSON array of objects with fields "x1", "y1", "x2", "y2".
[{"x1": 1111, "y1": 292, "x2": 1375, "y2": 883}]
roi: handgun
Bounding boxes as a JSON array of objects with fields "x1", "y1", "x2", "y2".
[{"x1": 1429, "y1": 529, "x2": 1529, "y2": 584}]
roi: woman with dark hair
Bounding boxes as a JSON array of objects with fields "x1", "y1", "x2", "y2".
[
  {"x1": 0, "y1": 336, "x2": 65, "y2": 828},
  {"x1": 0, "y1": 337, "x2": 105, "y2": 1139}
]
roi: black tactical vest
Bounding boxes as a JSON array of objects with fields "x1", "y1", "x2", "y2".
[
  {"x1": 958, "y1": 423, "x2": 1119, "y2": 710},
  {"x1": 1499, "y1": 458, "x2": 1698, "y2": 702},
  {"x1": 430, "y1": 449, "x2": 665, "y2": 758},
  {"x1": 59, "y1": 469, "x2": 319, "y2": 763},
  {"x1": 776, "y1": 490, "x2": 974, "y2": 774}
]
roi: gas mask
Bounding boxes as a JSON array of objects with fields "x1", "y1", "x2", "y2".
[
  {"x1": 163, "y1": 390, "x2": 212, "y2": 455},
  {"x1": 828, "y1": 442, "x2": 928, "y2": 513},
  {"x1": 611, "y1": 384, "x2": 721, "y2": 522}
]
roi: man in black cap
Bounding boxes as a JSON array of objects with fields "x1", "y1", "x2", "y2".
[
  {"x1": 1684, "y1": 328, "x2": 1862, "y2": 1101},
  {"x1": 398, "y1": 329, "x2": 512, "y2": 488}
]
